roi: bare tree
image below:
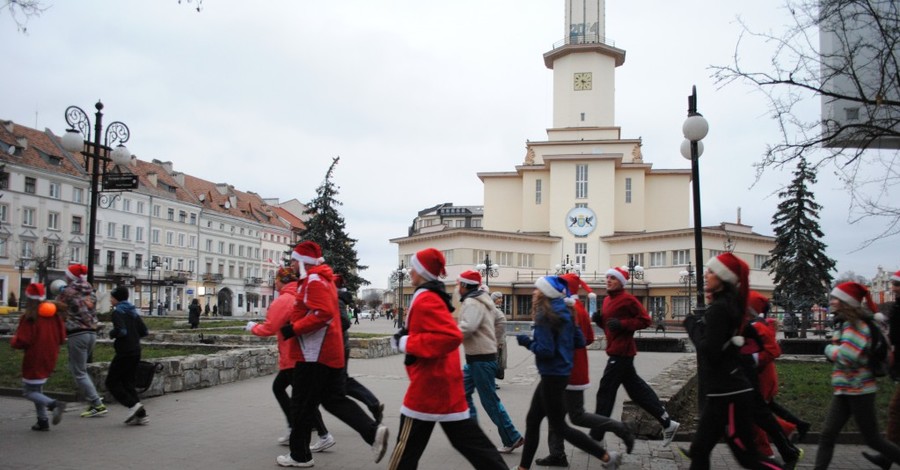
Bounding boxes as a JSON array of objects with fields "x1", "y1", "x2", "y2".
[
  {"x1": 712, "y1": 0, "x2": 900, "y2": 245},
  {"x1": 2, "y1": 0, "x2": 48, "y2": 33}
]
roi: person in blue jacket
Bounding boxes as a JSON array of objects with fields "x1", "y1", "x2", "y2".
[{"x1": 511, "y1": 276, "x2": 622, "y2": 470}]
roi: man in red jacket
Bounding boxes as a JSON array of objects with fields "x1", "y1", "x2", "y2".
[
  {"x1": 386, "y1": 248, "x2": 507, "y2": 470},
  {"x1": 592, "y1": 267, "x2": 679, "y2": 447},
  {"x1": 277, "y1": 241, "x2": 389, "y2": 468}
]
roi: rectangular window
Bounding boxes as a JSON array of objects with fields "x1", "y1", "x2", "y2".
[
  {"x1": 709, "y1": 249, "x2": 724, "y2": 260},
  {"x1": 106, "y1": 250, "x2": 115, "y2": 268},
  {"x1": 575, "y1": 164, "x2": 588, "y2": 199},
  {"x1": 107, "y1": 222, "x2": 116, "y2": 238},
  {"x1": 47, "y1": 212, "x2": 59, "y2": 230},
  {"x1": 122, "y1": 199, "x2": 131, "y2": 212},
  {"x1": 228, "y1": 243, "x2": 235, "y2": 255},
  {"x1": 190, "y1": 213, "x2": 197, "y2": 225},
  {"x1": 754, "y1": 254, "x2": 769, "y2": 270},
  {"x1": 535, "y1": 179, "x2": 542, "y2": 204},
  {"x1": 24, "y1": 177, "x2": 36, "y2": 194},
  {"x1": 575, "y1": 243, "x2": 587, "y2": 271},
  {"x1": 188, "y1": 259, "x2": 196, "y2": 273},
  {"x1": 71, "y1": 246, "x2": 82, "y2": 264},
  {"x1": 22, "y1": 240, "x2": 34, "y2": 258},
  {"x1": 497, "y1": 251, "x2": 513, "y2": 266},
  {"x1": 239, "y1": 245, "x2": 245, "y2": 257},
  {"x1": 672, "y1": 250, "x2": 690, "y2": 266},
  {"x1": 49, "y1": 182, "x2": 61, "y2": 199},
  {"x1": 649, "y1": 251, "x2": 666, "y2": 267},
  {"x1": 179, "y1": 211, "x2": 187, "y2": 223},
  {"x1": 628, "y1": 253, "x2": 645, "y2": 267},
  {"x1": 72, "y1": 216, "x2": 82, "y2": 234},
  {"x1": 473, "y1": 250, "x2": 489, "y2": 265},
  {"x1": 22, "y1": 207, "x2": 35, "y2": 227},
  {"x1": 0, "y1": 204, "x2": 7, "y2": 223},
  {"x1": 137, "y1": 201, "x2": 145, "y2": 214},
  {"x1": 518, "y1": 253, "x2": 534, "y2": 268},
  {"x1": 625, "y1": 177, "x2": 632, "y2": 203},
  {"x1": 178, "y1": 233, "x2": 185, "y2": 247},
  {"x1": 121, "y1": 252, "x2": 129, "y2": 268},
  {"x1": 135, "y1": 226, "x2": 144, "y2": 242},
  {"x1": 73, "y1": 188, "x2": 84, "y2": 204},
  {"x1": 135, "y1": 253, "x2": 143, "y2": 268},
  {"x1": 516, "y1": 294, "x2": 533, "y2": 321},
  {"x1": 471, "y1": 219, "x2": 482, "y2": 228},
  {"x1": 151, "y1": 229, "x2": 160, "y2": 244},
  {"x1": 453, "y1": 219, "x2": 465, "y2": 228},
  {"x1": 166, "y1": 231, "x2": 174, "y2": 245},
  {"x1": 122, "y1": 225, "x2": 131, "y2": 240},
  {"x1": 218, "y1": 241, "x2": 224, "y2": 254},
  {"x1": 152, "y1": 205, "x2": 161, "y2": 217},
  {"x1": 648, "y1": 296, "x2": 667, "y2": 320},
  {"x1": 167, "y1": 208, "x2": 175, "y2": 221},
  {"x1": 206, "y1": 239, "x2": 213, "y2": 252},
  {"x1": 0, "y1": 238, "x2": 7, "y2": 257},
  {"x1": 672, "y1": 296, "x2": 692, "y2": 319}
]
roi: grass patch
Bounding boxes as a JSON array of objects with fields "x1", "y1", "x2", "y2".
[
  {"x1": 775, "y1": 361, "x2": 893, "y2": 432},
  {"x1": 0, "y1": 341, "x2": 214, "y2": 394}
]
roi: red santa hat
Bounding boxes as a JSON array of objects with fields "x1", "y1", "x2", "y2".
[
  {"x1": 65, "y1": 264, "x2": 88, "y2": 282},
  {"x1": 292, "y1": 241, "x2": 324, "y2": 266},
  {"x1": 410, "y1": 248, "x2": 446, "y2": 281},
  {"x1": 831, "y1": 281, "x2": 878, "y2": 313},
  {"x1": 561, "y1": 273, "x2": 597, "y2": 301},
  {"x1": 891, "y1": 270, "x2": 900, "y2": 283},
  {"x1": 25, "y1": 283, "x2": 46, "y2": 301},
  {"x1": 707, "y1": 252, "x2": 749, "y2": 295},
  {"x1": 747, "y1": 290, "x2": 770, "y2": 316},
  {"x1": 605, "y1": 267, "x2": 629, "y2": 286},
  {"x1": 458, "y1": 270, "x2": 482, "y2": 286}
]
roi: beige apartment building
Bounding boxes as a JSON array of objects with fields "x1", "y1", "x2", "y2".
[{"x1": 391, "y1": 0, "x2": 775, "y2": 321}]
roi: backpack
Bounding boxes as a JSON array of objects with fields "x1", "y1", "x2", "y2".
[{"x1": 864, "y1": 318, "x2": 891, "y2": 378}]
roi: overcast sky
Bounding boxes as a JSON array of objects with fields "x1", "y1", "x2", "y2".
[{"x1": 3, "y1": 0, "x2": 895, "y2": 289}]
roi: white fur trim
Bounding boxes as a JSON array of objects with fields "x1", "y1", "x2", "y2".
[
  {"x1": 707, "y1": 257, "x2": 739, "y2": 285},
  {"x1": 26, "y1": 293, "x2": 45, "y2": 300},
  {"x1": 410, "y1": 254, "x2": 437, "y2": 281},
  {"x1": 400, "y1": 406, "x2": 471, "y2": 422},
  {"x1": 399, "y1": 335, "x2": 408, "y2": 353},
  {"x1": 457, "y1": 276, "x2": 480, "y2": 286},
  {"x1": 588, "y1": 292, "x2": 597, "y2": 299},
  {"x1": 65, "y1": 270, "x2": 79, "y2": 281},
  {"x1": 831, "y1": 286, "x2": 860, "y2": 307},
  {"x1": 536, "y1": 277, "x2": 563, "y2": 299},
  {"x1": 291, "y1": 251, "x2": 323, "y2": 266},
  {"x1": 564, "y1": 297, "x2": 576, "y2": 306},
  {"x1": 606, "y1": 268, "x2": 626, "y2": 286}
]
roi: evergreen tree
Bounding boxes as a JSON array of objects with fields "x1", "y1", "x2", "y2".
[
  {"x1": 763, "y1": 157, "x2": 836, "y2": 334},
  {"x1": 300, "y1": 157, "x2": 369, "y2": 292}
]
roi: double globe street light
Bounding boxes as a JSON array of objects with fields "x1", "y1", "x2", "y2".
[
  {"x1": 475, "y1": 254, "x2": 499, "y2": 287},
  {"x1": 680, "y1": 86, "x2": 709, "y2": 311},
  {"x1": 61, "y1": 101, "x2": 134, "y2": 285},
  {"x1": 390, "y1": 261, "x2": 410, "y2": 326},
  {"x1": 622, "y1": 256, "x2": 644, "y2": 295},
  {"x1": 678, "y1": 262, "x2": 696, "y2": 317}
]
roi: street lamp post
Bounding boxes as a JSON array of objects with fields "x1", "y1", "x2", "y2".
[
  {"x1": 475, "y1": 253, "x2": 499, "y2": 287},
  {"x1": 555, "y1": 254, "x2": 577, "y2": 275},
  {"x1": 61, "y1": 102, "x2": 133, "y2": 285},
  {"x1": 622, "y1": 256, "x2": 644, "y2": 295},
  {"x1": 390, "y1": 261, "x2": 410, "y2": 327},
  {"x1": 145, "y1": 256, "x2": 166, "y2": 316},
  {"x1": 16, "y1": 258, "x2": 30, "y2": 310},
  {"x1": 680, "y1": 86, "x2": 709, "y2": 310},
  {"x1": 678, "y1": 262, "x2": 696, "y2": 317}
]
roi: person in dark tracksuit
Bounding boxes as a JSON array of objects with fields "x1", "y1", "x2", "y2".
[{"x1": 106, "y1": 286, "x2": 149, "y2": 425}]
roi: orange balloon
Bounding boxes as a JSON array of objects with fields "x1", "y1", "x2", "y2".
[{"x1": 38, "y1": 302, "x2": 56, "y2": 317}]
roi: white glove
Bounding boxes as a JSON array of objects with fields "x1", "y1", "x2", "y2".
[{"x1": 245, "y1": 321, "x2": 258, "y2": 332}]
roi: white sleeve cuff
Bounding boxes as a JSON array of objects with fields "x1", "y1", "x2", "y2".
[{"x1": 399, "y1": 335, "x2": 409, "y2": 353}]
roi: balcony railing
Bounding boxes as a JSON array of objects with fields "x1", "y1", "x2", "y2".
[
  {"x1": 552, "y1": 33, "x2": 616, "y2": 50},
  {"x1": 244, "y1": 276, "x2": 263, "y2": 287},
  {"x1": 202, "y1": 273, "x2": 224, "y2": 282}
]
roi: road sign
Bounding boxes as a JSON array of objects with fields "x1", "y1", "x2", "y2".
[{"x1": 103, "y1": 173, "x2": 139, "y2": 190}]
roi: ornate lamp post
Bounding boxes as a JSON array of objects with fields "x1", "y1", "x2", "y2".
[
  {"x1": 390, "y1": 261, "x2": 410, "y2": 326},
  {"x1": 680, "y1": 86, "x2": 709, "y2": 310},
  {"x1": 622, "y1": 256, "x2": 644, "y2": 295},
  {"x1": 61, "y1": 102, "x2": 134, "y2": 285},
  {"x1": 555, "y1": 254, "x2": 577, "y2": 275},
  {"x1": 145, "y1": 256, "x2": 166, "y2": 315},
  {"x1": 678, "y1": 262, "x2": 696, "y2": 317},
  {"x1": 475, "y1": 253, "x2": 499, "y2": 287}
]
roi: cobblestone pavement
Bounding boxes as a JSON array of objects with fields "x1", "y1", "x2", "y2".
[{"x1": 0, "y1": 318, "x2": 881, "y2": 469}]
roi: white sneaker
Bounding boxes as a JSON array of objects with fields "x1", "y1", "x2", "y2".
[
  {"x1": 310, "y1": 433, "x2": 335, "y2": 452},
  {"x1": 372, "y1": 425, "x2": 389, "y2": 463},
  {"x1": 124, "y1": 403, "x2": 144, "y2": 424},
  {"x1": 604, "y1": 451, "x2": 622, "y2": 469},
  {"x1": 661, "y1": 420, "x2": 680, "y2": 447},
  {"x1": 276, "y1": 454, "x2": 314, "y2": 467},
  {"x1": 278, "y1": 428, "x2": 291, "y2": 446}
]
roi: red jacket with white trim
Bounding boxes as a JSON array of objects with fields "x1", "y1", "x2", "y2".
[
  {"x1": 567, "y1": 299, "x2": 595, "y2": 390},
  {"x1": 11, "y1": 313, "x2": 66, "y2": 383},
  {"x1": 287, "y1": 265, "x2": 344, "y2": 370},
  {"x1": 400, "y1": 287, "x2": 469, "y2": 422}
]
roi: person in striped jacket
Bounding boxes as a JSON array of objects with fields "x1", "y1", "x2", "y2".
[{"x1": 813, "y1": 282, "x2": 900, "y2": 469}]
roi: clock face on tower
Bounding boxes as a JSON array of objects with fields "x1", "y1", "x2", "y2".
[{"x1": 573, "y1": 72, "x2": 592, "y2": 91}]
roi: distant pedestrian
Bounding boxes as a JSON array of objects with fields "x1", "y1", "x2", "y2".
[
  {"x1": 212, "y1": 305, "x2": 218, "y2": 317},
  {"x1": 782, "y1": 312, "x2": 798, "y2": 338},
  {"x1": 591, "y1": 266, "x2": 679, "y2": 446},
  {"x1": 277, "y1": 241, "x2": 389, "y2": 468},
  {"x1": 353, "y1": 306, "x2": 360, "y2": 325},
  {"x1": 106, "y1": 286, "x2": 150, "y2": 425},
  {"x1": 10, "y1": 283, "x2": 67, "y2": 431},
  {"x1": 188, "y1": 298, "x2": 201, "y2": 329},
  {"x1": 387, "y1": 248, "x2": 507, "y2": 470},
  {"x1": 56, "y1": 264, "x2": 107, "y2": 418},
  {"x1": 512, "y1": 275, "x2": 621, "y2": 470},
  {"x1": 863, "y1": 270, "x2": 900, "y2": 468},
  {"x1": 157, "y1": 300, "x2": 164, "y2": 317},
  {"x1": 204, "y1": 303, "x2": 210, "y2": 317},
  {"x1": 814, "y1": 282, "x2": 900, "y2": 469},
  {"x1": 490, "y1": 292, "x2": 508, "y2": 382},
  {"x1": 456, "y1": 270, "x2": 524, "y2": 454},
  {"x1": 682, "y1": 253, "x2": 781, "y2": 469}
]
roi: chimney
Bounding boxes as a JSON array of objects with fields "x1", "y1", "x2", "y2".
[
  {"x1": 171, "y1": 171, "x2": 184, "y2": 186},
  {"x1": 16, "y1": 137, "x2": 27, "y2": 151},
  {"x1": 1, "y1": 120, "x2": 13, "y2": 133},
  {"x1": 147, "y1": 172, "x2": 158, "y2": 187}
]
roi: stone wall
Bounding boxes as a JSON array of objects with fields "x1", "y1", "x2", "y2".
[{"x1": 620, "y1": 355, "x2": 697, "y2": 439}]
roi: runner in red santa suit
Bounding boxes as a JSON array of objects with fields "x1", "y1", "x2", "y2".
[
  {"x1": 276, "y1": 241, "x2": 389, "y2": 468},
  {"x1": 386, "y1": 248, "x2": 507, "y2": 470}
]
